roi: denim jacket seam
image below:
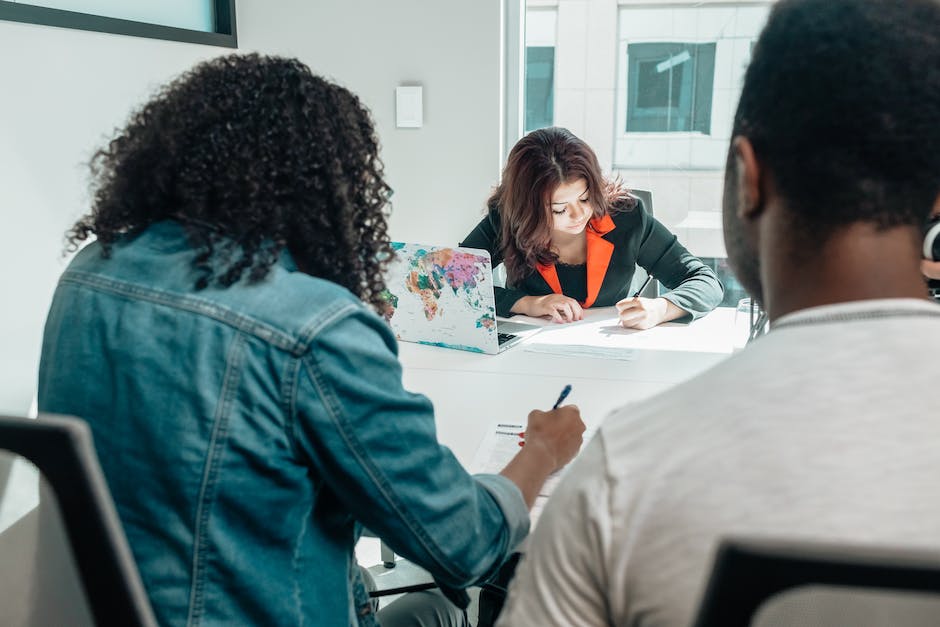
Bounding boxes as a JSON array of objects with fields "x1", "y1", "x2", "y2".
[
  {"x1": 289, "y1": 496, "x2": 313, "y2": 625},
  {"x1": 300, "y1": 353, "x2": 472, "y2": 584},
  {"x1": 282, "y1": 356, "x2": 304, "y2": 462},
  {"x1": 60, "y1": 271, "x2": 307, "y2": 355},
  {"x1": 285, "y1": 301, "x2": 363, "y2": 463},
  {"x1": 294, "y1": 300, "x2": 362, "y2": 346},
  {"x1": 185, "y1": 332, "x2": 246, "y2": 626}
]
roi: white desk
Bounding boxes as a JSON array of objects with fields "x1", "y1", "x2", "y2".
[
  {"x1": 398, "y1": 306, "x2": 740, "y2": 465},
  {"x1": 359, "y1": 307, "x2": 740, "y2": 568}
]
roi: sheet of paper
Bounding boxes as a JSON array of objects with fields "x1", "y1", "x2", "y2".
[
  {"x1": 470, "y1": 420, "x2": 597, "y2": 525},
  {"x1": 523, "y1": 343, "x2": 637, "y2": 360},
  {"x1": 520, "y1": 315, "x2": 637, "y2": 360},
  {"x1": 521, "y1": 312, "x2": 735, "y2": 356}
]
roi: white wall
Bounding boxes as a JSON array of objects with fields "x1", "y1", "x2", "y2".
[
  {"x1": 235, "y1": 0, "x2": 503, "y2": 244},
  {"x1": 0, "y1": 1, "x2": 503, "y2": 415},
  {"x1": 0, "y1": 20, "x2": 222, "y2": 416}
]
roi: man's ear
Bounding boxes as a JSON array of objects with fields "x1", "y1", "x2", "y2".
[{"x1": 730, "y1": 137, "x2": 763, "y2": 220}]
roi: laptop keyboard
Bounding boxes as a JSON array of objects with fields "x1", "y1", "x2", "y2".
[{"x1": 497, "y1": 333, "x2": 517, "y2": 346}]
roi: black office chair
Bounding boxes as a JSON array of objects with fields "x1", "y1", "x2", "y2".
[
  {"x1": 692, "y1": 536, "x2": 940, "y2": 627},
  {"x1": 0, "y1": 413, "x2": 158, "y2": 626},
  {"x1": 630, "y1": 188, "x2": 653, "y2": 216}
]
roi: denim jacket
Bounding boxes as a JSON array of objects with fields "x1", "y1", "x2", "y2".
[{"x1": 38, "y1": 221, "x2": 529, "y2": 626}]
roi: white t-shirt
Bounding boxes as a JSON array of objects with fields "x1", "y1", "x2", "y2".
[{"x1": 498, "y1": 299, "x2": 940, "y2": 627}]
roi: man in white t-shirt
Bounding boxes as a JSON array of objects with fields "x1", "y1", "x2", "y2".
[{"x1": 496, "y1": 0, "x2": 940, "y2": 625}]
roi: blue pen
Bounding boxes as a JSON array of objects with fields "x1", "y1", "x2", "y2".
[{"x1": 552, "y1": 384, "x2": 572, "y2": 409}]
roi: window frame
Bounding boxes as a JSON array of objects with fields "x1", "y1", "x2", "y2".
[
  {"x1": 614, "y1": 35, "x2": 726, "y2": 171},
  {"x1": 0, "y1": 0, "x2": 237, "y2": 48},
  {"x1": 502, "y1": 0, "x2": 526, "y2": 164}
]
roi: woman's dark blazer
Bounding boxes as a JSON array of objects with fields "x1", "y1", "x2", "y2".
[{"x1": 459, "y1": 197, "x2": 724, "y2": 319}]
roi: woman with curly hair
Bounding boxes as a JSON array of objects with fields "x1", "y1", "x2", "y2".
[
  {"x1": 37, "y1": 54, "x2": 584, "y2": 627},
  {"x1": 461, "y1": 127, "x2": 723, "y2": 327}
]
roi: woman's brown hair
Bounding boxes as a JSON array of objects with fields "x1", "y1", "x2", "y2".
[{"x1": 487, "y1": 127, "x2": 634, "y2": 283}]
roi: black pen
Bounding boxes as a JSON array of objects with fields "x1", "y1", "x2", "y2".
[
  {"x1": 632, "y1": 244, "x2": 670, "y2": 298},
  {"x1": 632, "y1": 274, "x2": 652, "y2": 298},
  {"x1": 552, "y1": 384, "x2": 572, "y2": 409}
]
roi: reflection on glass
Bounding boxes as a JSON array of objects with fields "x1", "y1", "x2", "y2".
[
  {"x1": 23, "y1": 0, "x2": 216, "y2": 32},
  {"x1": 627, "y1": 42, "x2": 716, "y2": 134},
  {"x1": 525, "y1": 46, "x2": 555, "y2": 132}
]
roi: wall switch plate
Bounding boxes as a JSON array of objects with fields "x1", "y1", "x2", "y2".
[{"x1": 395, "y1": 85, "x2": 423, "y2": 128}]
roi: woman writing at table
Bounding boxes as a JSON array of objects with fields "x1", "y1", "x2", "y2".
[
  {"x1": 460, "y1": 127, "x2": 723, "y2": 328},
  {"x1": 37, "y1": 55, "x2": 585, "y2": 627}
]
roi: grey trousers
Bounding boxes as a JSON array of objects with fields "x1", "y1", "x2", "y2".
[{"x1": 360, "y1": 567, "x2": 469, "y2": 627}]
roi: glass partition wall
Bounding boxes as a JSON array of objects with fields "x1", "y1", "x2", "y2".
[{"x1": 519, "y1": 0, "x2": 775, "y2": 306}]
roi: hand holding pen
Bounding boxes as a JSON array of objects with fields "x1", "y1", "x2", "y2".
[
  {"x1": 617, "y1": 246, "x2": 671, "y2": 329},
  {"x1": 499, "y1": 384, "x2": 574, "y2": 440},
  {"x1": 616, "y1": 276, "x2": 658, "y2": 327},
  {"x1": 498, "y1": 385, "x2": 586, "y2": 508},
  {"x1": 518, "y1": 384, "x2": 585, "y2": 471}
]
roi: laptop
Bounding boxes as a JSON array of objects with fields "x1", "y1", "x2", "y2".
[{"x1": 382, "y1": 242, "x2": 541, "y2": 354}]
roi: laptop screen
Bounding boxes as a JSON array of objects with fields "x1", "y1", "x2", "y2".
[{"x1": 381, "y1": 242, "x2": 500, "y2": 353}]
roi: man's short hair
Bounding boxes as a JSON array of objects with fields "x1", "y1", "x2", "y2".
[{"x1": 733, "y1": 0, "x2": 940, "y2": 236}]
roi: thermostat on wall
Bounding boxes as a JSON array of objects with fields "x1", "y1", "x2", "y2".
[{"x1": 395, "y1": 85, "x2": 423, "y2": 128}]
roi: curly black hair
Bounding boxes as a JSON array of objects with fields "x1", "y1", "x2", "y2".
[
  {"x1": 734, "y1": 0, "x2": 940, "y2": 240},
  {"x1": 68, "y1": 53, "x2": 394, "y2": 310}
]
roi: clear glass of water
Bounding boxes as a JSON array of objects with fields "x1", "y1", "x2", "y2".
[{"x1": 733, "y1": 297, "x2": 754, "y2": 349}]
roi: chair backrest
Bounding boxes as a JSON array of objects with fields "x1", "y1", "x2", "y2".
[
  {"x1": 0, "y1": 413, "x2": 157, "y2": 627},
  {"x1": 630, "y1": 188, "x2": 653, "y2": 217},
  {"x1": 628, "y1": 189, "x2": 659, "y2": 298},
  {"x1": 692, "y1": 536, "x2": 940, "y2": 627}
]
